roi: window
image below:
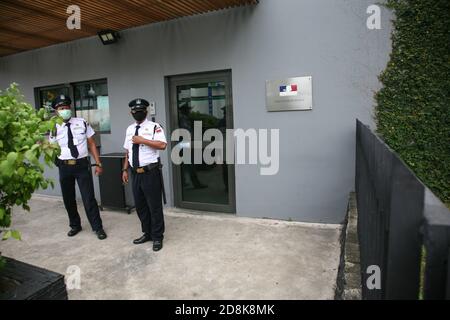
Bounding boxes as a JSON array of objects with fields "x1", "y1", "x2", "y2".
[
  {"x1": 35, "y1": 85, "x2": 70, "y2": 114},
  {"x1": 73, "y1": 80, "x2": 110, "y2": 133},
  {"x1": 35, "y1": 79, "x2": 111, "y2": 134}
]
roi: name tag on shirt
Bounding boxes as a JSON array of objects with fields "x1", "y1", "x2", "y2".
[{"x1": 141, "y1": 132, "x2": 153, "y2": 139}]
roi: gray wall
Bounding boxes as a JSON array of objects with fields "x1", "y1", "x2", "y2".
[{"x1": 0, "y1": 0, "x2": 392, "y2": 223}]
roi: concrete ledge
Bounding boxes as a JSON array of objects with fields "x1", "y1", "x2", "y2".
[{"x1": 335, "y1": 192, "x2": 362, "y2": 300}]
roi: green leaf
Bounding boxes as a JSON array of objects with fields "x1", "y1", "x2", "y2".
[
  {"x1": 17, "y1": 167, "x2": 26, "y2": 176},
  {"x1": 6, "y1": 152, "x2": 18, "y2": 164},
  {"x1": 24, "y1": 149, "x2": 34, "y2": 161},
  {"x1": 2, "y1": 230, "x2": 12, "y2": 241},
  {"x1": 24, "y1": 149, "x2": 38, "y2": 165},
  {"x1": 0, "y1": 160, "x2": 14, "y2": 178},
  {"x1": 1, "y1": 214, "x2": 11, "y2": 228},
  {"x1": 11, "y1": 230, "x2": 21, "y2": 240}
]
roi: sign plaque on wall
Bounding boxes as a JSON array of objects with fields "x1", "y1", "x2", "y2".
[{"x1": 266, "y1": 76, "x2": 313, "y2": 112}]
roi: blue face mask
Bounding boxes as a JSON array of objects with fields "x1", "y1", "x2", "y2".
[{"x1": 58, "y1": 109, "x2": 72, "y2": 121}]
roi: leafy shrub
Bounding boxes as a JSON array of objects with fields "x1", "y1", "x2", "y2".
[
  {"x1": 375, "y1": 0, "x2": 450, "y2": 204},
  {"x1": 0, "y1": 84, "x2": 61, "y2": 264}
]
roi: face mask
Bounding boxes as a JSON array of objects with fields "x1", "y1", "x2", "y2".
[
  {"x1": 132, "y1": 110, "x2": 147, "y2": 122},
  {"x1": 58, "y1": 109, "x2": 72, "y2": 121}
]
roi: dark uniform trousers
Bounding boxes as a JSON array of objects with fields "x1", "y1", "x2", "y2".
[
  {"x1": 58, "y1": 158, "x2": 103, "y2": 231},
  {"x1": 131, "y1": 166, "x2": 165, "y2": 241}
]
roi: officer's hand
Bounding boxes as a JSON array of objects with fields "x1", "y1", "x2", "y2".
[
  {"x1": 122, "y1": 170, "x2": 129, "y2": 184},
  {"x1": 132, "y1": 135, "x2": 146, "y2": 144},
  {"x1": 95, "y1": 166, "x2": 103, "y2": 176}
]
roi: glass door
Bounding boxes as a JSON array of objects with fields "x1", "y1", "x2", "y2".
[{"x1": 170, "y1": 71, "x2": 235, "y2": 213}]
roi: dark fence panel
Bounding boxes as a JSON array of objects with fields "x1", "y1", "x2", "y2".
[
  {"x1": 356, "y1": 120, "x2": 394, "y2": 299},
  {"x1": 355, "y1": 120, "x2": 450, "y2": 300},
  {"x1": 384, "y1": 155, "x2": 424, "y2": 298},
  {"x1": 422, "y1": 190, "x2": 450, "y2": 299}
]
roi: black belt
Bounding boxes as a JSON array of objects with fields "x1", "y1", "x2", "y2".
[
  {"x1": 57, "y1": 157, "x2": 89, "y2": 166},
  {"x1": 131, "y1": 162, "x2": 159, "y2": 174}
]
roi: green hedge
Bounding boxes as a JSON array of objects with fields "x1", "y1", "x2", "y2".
[{"x1": 375, "y1": 0, "x2": 450, "y2": 204}]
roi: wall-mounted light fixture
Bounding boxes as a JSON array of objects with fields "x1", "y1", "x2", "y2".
[{"x1": 97, "y1": 30, "x2": 120, "y2": 45}]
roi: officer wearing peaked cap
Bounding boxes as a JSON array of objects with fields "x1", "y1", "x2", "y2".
[
  {"x1": 49, "y1": 95, "x2": 107, "y2": 240},
  {"x1": 122, "y1": 98, "x2": 167, "y2": 251}
]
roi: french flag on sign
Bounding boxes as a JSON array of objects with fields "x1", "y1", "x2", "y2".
[{"x1": 279, "y1": 84, "x2": 298, "y2": 97}]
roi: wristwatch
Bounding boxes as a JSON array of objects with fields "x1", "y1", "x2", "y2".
[
  {"x1": 122, "y1": 168, "x2": 128, "y2": 172},
  {"x1": 95, "y1": 163, "x2": 103, "y2": 168}
]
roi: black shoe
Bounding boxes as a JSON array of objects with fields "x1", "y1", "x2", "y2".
[
  {"x1": 96, "y1": 229, "x2": 107, "y2": 240},
  {"x1": 67, "y1": 227, "x2": 82, "y2": 237},
  {"x1": 133, "y1": 234, "x2": 152, "y2": 244},
  {"x1": 153, "y1": 240, "x2": 163, "y2": 251}
]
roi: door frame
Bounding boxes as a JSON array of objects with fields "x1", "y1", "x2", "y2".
[{"x1": 168, "y1": 70, "x2": 236, "y2": 214}]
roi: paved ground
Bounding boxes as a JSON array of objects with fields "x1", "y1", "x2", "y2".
[{"x1": 1, "y1": 195, "x2": 342, "y2": 300}]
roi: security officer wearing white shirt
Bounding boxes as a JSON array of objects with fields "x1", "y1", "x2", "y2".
[
  {"x1": 122, "y1": 98, "x2": 167, "y2": 251},
  {"x1": 49, "y1": 95, "x2": 107, "y2": 240}
]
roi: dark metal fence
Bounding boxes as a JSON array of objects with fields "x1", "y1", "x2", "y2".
[{"x1": 355, "y1": 119, "x2": 450, "y2": 299}]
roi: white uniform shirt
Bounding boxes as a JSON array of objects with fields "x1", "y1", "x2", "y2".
[
  {"x1": 123, "y1": 118, "x2": 167, "y2": 168},
  {"x1": 49, "y1": 117, "x2": 95, "y2": 160}
]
